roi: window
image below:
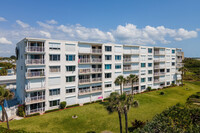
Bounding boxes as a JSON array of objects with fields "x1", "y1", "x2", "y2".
[
  {"x1": 50, "y1": 54, "x2": 60, "y2": 61},
  {"x1": 105, "y1": 46, "x2": 112, "y2": 52},
  {"x1": 115, "y1": 64, "x2": 121, "y2": 69},
  {"x1": 49, "y1": 88, "x2": 60, "y2": 96},
  {"x1": 105, "y1": 64, "x2": 112, "y2": 69},
  {"x1": 49, "y1": 66, "x2": 60, "y2": 73},
  {"x1": 66, "y1": 66, "x2": 76, "y2": 72},
  {"x1": 148, "y1": 63, "x2": 152, "y2": 67},
  {"x1": 49, "y1": 99, "x2": 60, "y2": 107},
  {"x1": 105, "y1": 84, "x2": 112, "y2": 88},
  {"x1": 167, "y1": 69, "x2": 170, "y2": 72},
  {"x1": 167, "y1": 82, "x2": 170, "y2": 85},
  {"x1": 66, "y1": 88, "x2": 75, "y2": 93},
  {"x1": 105, "y1": 55, "x2": 112, "y2": 60},
  {"x1": 66, "y1": 55, "x2": 75, "y2": 61},
  {"x1": 141, "y1": 85, "x2": 146, "y2": 90},
  {"x1": 115, "y1": 55, "x2": 121, "y2": 60},
  {"x1": 105, "y1": 73, "x2": 112, "y2": 78},
  {"x1": 148, "y1": 70, "x2": 152, "y2": 74},
  {"x1": 172, "y1": 50, "x2": 175, "y2": 54},
  {"x1": 148, "y1": 77, "x2": 152, "y2": 82},
  {"x1": 66, "y1": 76, "x2": 75, "y2": 82},
  {"x1": 141, "y1": 63, "x2": 146, "y2": 67},
  {"x1": 172, "y1": 62, "x2": 175, "y2": 66},
  {"x1": 49, "y1": 43, "x2": 60, "y2": 50},
  {"x1": 141, "y1": 78, "x2": 146, "y2": 82},
  {"x1": 141, "y1": 70, "x2": 146, "y2": 75},
  {"x1": 148, "y1": 48, "x2": 152, "y2": 53}
]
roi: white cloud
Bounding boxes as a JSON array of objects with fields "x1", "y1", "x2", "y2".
[
  {"x1": 16, "y1": 20, "x2": 30, "y2": 28},
  {"x1": 196, "y1": 28, "x2": 200, "y2": 31},
  {"x1": 46, "y1": 19, "x2": 57, "y2": 24},
  {"x1": 40, "y1": 31, "x2": 51, "y2": 38},
  {"x1": 0, "y1": 17, "x2": 7, "y2": 22},
  {"x1": 0, "y1": 37, "x2": 12, "y2": 44},
  {"x1": 37, "y1": 21, "x2": 53, "y2": 29}
]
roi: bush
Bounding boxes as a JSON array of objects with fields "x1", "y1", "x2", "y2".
[
  {"x1": 60, "y1": 101, "x2": 67, "y2": 109},
  {"x1": 45, "y1": 108, "x2": 59, "y2": 113},
  {"x1": 66, "y1": 104, "x2": 79, "y2": 108},
  {"x1": 84, "y1": 102, "x2": 92, "y2": 105},
  {"x1": 129, "y1": 119, "x2": 146, "y2": 131},
  {"x1": 26, "y1": 113, "x2": 40, "y2": 117},
  {"x1": 160, "y1": 92, "x2": 165, "y2": 95},
  {"x1": 17, "y1": 104, "x2": 25, "y2": 117},
  {"x1": 146, "y1": 87, "x2": 152, "y2": 92}
]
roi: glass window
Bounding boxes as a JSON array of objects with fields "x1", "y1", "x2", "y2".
[
  {"x1": 115, "y1": 64, "x2": 121, "y2": 69},
  {"x1": 105, "y1": 64, "x2": 112, "y2": 69},
  {"x1": 66, "y1": 76, "x2": 75, "y2": 82},
  {"x1": 172, "y1": 50, "x2": 175, "y2": 54},
  {"x1": 148, "y1": 77, "x2": 152, "y2": 81},
  {"x1": 105, "y1": 84, "x2": 112, "y2": 88},
  {"x1": 49, "y1": 66, "x2": 60, "y2": 73},
  {"x1": 66, "y1": 88, "x2": 75, "y2": 93},
  {"x1": 115, "y1": 55, "x2": 121, "y2": 60},
  {"x1": 167, "y1": 82, "x2": 170, "y2": 85},
  {"x1": 49, "y1": 99, "x2": 60, "y2": 107},
  {"x1": 141, "y1": 85, "x2": 146, "y2": 90},
  {"x1": 141, "y1": 78, "x2": 146, "y2": 82},
  {"x1": 172, "y1": 62, "x2": 175, "y2": 66},
  {"x1": 167, "y1": 69, "x2": 170, "y2": 72},
  {"x1": 148, "y1": 70, "x2": 152, "y2": 74},
  {"x1": 66, "y1": 66, "x2": 76, "y2": 72},
  {"x1": 50, "y1": 54, "x2": 60, "y2": 61},
  {"x1": 105, "y1": 55, "x2": 112, "y2": 60},
  {"x1": 105, "y1": 73, "x2": 112, "y2": 78},
  {"x1": 148, "y1": 63, "x2": 152, "y2": 67},
  {"x1": 148, "y1": 48, "x2": 152, "y2": 53},
  {"x1": 49, "y1": 43, "x2": 61, "y2": 50},
  {"x1": 141, "y1": 63, "x2": 146, "y2": 67},
  {"x1": 105, "y1": 46, "x2": 112, "y2": 52},
  {"x1": 66, "y1": 55, "x2": 75, "y2": 61},
  {"x1": 49, "y1": 88, "x2": 60, "y2": 96}
]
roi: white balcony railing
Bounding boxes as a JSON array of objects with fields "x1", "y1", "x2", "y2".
[
  {"x1": 26, "y1": 71, "x2": 45, "y2": 78},
  {"x1": 154, "y1": 72, "x2": 165, "y2": 76},
  {"x1": 79, "y1": 69, "x2": 91, "y2": 74},
  {"x1": 92, "y1": 77, "x2": 102, "y2": 82},
  {"x1": 92, "y1": 49, "x2": 102, "y2": 53},
  {"x1": 123, "y1": 58, "x2": 131, "y2": 62},
  {"x1": 25, "y1": 85, "x2": 45, "y2": 91},
  {"x1": 92, "y1": 87, "x2": 102, "y2": 92},
  {"x1": 92, "y1": 58, "x2": 102, "y2": 63},
  {"x1": 123, "y1": 67, "x2": 131, "y2": 71},
  {"x1": 154, "y1": 65, "x2": 165, "y2": 69},
  {"x1": 26, "y1": 59, "x2": 45, "y2": 65},
  {"x1": 79, "y1": 79, "x2": 90, "y2": 84},
  {"x1": 79, "y1": 58, "x2": 91, "y2": 63},
  {"x1": 124, "y1": 82, "x2": 139, "y2": 87},
  {"x1": 92, "y1": 68, "x2": 102, "y2": 73},
  {"x1": 79, "y1": 68, "x2": 102, "y2": 74},
  {"x1": 79, "y1": 89, "x2": 91, "y2": 94},
  {"x1": 29, "y1": 107, "x2": 45, "y2": 114},
  {"x1": 25, "y1": 95, "x2": 45, "y2": 103},
  {"x1": 26, "y1": 46, "x2": 45, "y2": 52},
  {"x1": 154, "y1": 51, "x2": 165, "y2": 55}
]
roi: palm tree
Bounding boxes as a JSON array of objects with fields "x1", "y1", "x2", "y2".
[
  {"x1": 106, "y1": 92, "x2": 124, "y2": 133},
  {"x1": 115, "y1": 75, "x2": 125, "y2": 95},
  {"x1": 178, "y1": 67, "x2": 187, "y2": 86},
  {"x1": 121, "y1": 93, "x2": 138, "y2": 133},
  {"x1": 126, "y1": 74, "x2": 139, "y2": 95},
  {"x1": 0, "y1": 85, "x2": 14, "y2": 129}
]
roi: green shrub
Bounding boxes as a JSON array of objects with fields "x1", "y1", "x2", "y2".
[
  {"x1": 146, "y1": 87, "x2": 152, "y2": 92},
  {"x1": 66, "y1": 104, "x2": 79, "y2": 108},
  {"x1": 26, "y1": 113, "x2": 40, "y2": 117},
  {"x1": 160, "y1": 92, "x2": 165, "y2": 95},
  {"x1": 17, "y1": 104, "x2": 25, "y2": 117},
  {"x1": 60, "y1": 101, "x2": 67, "y2": 109},
  {"x1": 129, "y1": 119, "x2": 146, "y2": 132},
  {"x1": 84, "y1": 102, "x2": 91, "y2": 105},
  {"x1": 45, "y1": 108, "x2": 59, "y2": 113}
]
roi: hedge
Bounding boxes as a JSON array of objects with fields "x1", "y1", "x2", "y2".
[
  {"x1": 26, "y1": 113, "x2": 40, "y2": 117},
  {"x1": 45, "y1": 108, "x2": 59, "y2": 113}
]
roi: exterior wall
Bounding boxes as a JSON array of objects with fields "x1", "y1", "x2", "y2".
[{"x1": 16, "y1": 38, "x2": 183, "y2": 115}]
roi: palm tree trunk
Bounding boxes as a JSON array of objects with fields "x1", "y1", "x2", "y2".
[
  {"x1": 120, "y1": 84, "x2": 123, "y2": 95},
  {"x1": 118, "y1": 111, "x2": 123, "y2": 133},
  {"x1": 0, "y1": 103, "x2": 5, "y2": 122},
  {"x1": 131, "y1": 82, "x2": 133, "y2": 95},
  {"x1": 2, "y1": 105, "x2": 9, "y2": 129},
  {"x1": 181, "y1": 71, "x2": 183, "y2": 87},
  {"x1": 125, "y1": 109, "x2": 128, "y2": 133}
]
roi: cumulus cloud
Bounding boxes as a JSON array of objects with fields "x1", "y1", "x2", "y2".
[
  {"x1": 40, "y1": 31, "x2": 51, "y2": 38},
  {"x1": 0, "y1": 17, "x2": 7, "y2": 22},
  {"x1": 46, "y1": 19, "x2": 57, "y2": 24},
  {"x1": 0, "y1": 37, "x2": 12, "y2": 44},
  {"x1": 37, "y1": 21, "x2": 53, "y2": 29},
  {"x1": 16, "y1": 20, "x2": 30, "y2": 28}
]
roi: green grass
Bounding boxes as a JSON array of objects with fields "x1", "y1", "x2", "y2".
[{"x1": 2, "y1": 81, "x2": 200, "y2": 133}]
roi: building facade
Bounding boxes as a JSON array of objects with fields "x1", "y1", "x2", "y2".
[{"x1": 16, "y1": 38, "x2": 183, "y2": 115}]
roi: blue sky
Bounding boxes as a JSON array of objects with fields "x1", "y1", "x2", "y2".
[{"x1": 0, "y1": 0, "x2": 200, "y2": 57}]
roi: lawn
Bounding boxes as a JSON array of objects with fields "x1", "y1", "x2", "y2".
[{"x1": 2, "y1": 81, "x2": 200, "y2": 133}]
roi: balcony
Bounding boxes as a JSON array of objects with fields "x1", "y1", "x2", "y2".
[
  {"x1": 25, "y1": 95, "x2": 45, "y2": 104},
  {"x1": 26, "y1": 71, "x2": 45, "y2": 78},
  {"x1": 154, "y1": 58, "x2": 165, "y2": 62},
  {"x1": 124, "y1": 82, "x2": 139, "y2": 88},
  {"x1": 79, "y1": 87, "x2": 102, "y2": 95},
  {"x1": 92, "y1": 77, "x2": 102, "y2": 82},
  {"x1": 79, "y1": 68, "x2": 102, "y2": 74},
  {"x1": 26, "y1": 46, "x2": 45, "y2": 53},
  {"x1": 79, "y1": 58, "x2": 91, "y2": 63},
  {"x1": 154, "y1": 65, "x2": 165, "y2": 69},
  {"x1": 177, "y1": 52, "x2": 182, "y2": 56},
  {"x1": 177, "y1": 59, "x2": 182, "y2": 62},
  {"x1": 154, "y1": 72, "x2": 165, "y2": 76},
  {"x1": 92, "y1": 49, "x2": 102, "y2": 54},
  {"x1": 123, "y1": 67, "x2": 131, "y2": 71},
  {"x1": 154, "y1": 51, "x2": 165, "y2": 55},
  {"x1": 26, "y1": 59, "x2": 45, "y2": 65},
  {"x1": 79, "y1": 79, "x2": 90, "y2": 84},
  {"x1": 26, "y1": 107, "x2": 45, "y2": 115},
  {"x1": 123, "y1": 58, "x2": 131, "y2": 62},
  {"x1": 91, "y1": 58, "x2": 102, "y2": 63},
  {"x1": 25, "y1": 85, "x2": 45, "y2": 92}
]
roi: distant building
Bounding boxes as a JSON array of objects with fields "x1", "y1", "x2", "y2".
[{"x1": 16, "y1": 37, "x2": 183, "y2": 115}]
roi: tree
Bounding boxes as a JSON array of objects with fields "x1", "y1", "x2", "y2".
[
  {"x1": 106, "y1": 92, "x2": 124, "y2": 133},
  {"x1": 0, "y1": 68, "x2": 7, "y2": 76},
  {"x1": 126, "y1": 74, "x2": 139, "y2": 95},
  {"x1": 0, "y1": 85, "x2": 14, "y2": 129},
  {"x1": 178, "y1": 67, "x2": 187, "y2": 86},
  {"x1": 121, "y1": 93, "x2": 139, "y2": 133},
  {"x1": 115, "y1": 75, "x2": 126, "y2": 95},
  {"x1": 10, "y1": 55, "x2": 16, "y2": 60}
]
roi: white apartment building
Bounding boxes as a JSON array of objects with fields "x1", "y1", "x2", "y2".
[{"x1": 16, "y1": 38, "x2": 183, "y2": 115}]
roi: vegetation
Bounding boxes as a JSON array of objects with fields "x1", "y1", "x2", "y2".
[
  {"x1": 126, "y1": 74, "x2": 139, "y2": 94},
  {"x1": 17, "y1": 105, "x2": 25, "y2": 117},
  {"x1": 114, "y1": 75, "x2": 126, "y2": 95},
  {"x1": 159, "y1": 92, "x2": 165, "y2": 95},
  {"x1": 26, "y1": 113, "x2": 40, "y2": 117},
  {"x1": 60, "y1": 101, "x2": 67, "y2": 109},
  {"x1": 0, "y1": 85, "x2": 14, "y2": 129},
  {"x1": 2, "y1": 81, "x2": 200, "y2": 132},
  {"x1": 0, "y1": 62, "x2": 16, "y2": 76},
  {"x1": 44, "y1": 108, "x2": 59, "y2": 113}
]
